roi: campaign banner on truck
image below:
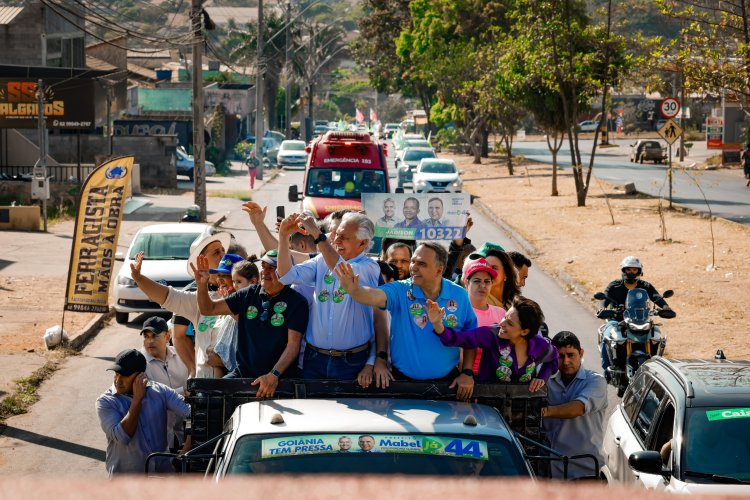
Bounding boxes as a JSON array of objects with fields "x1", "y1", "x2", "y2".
[
  {"x1": 0, "y1": 78, "x2": 95, "y2": 129},
  {"x1": 362, "y1": 193, "x2": 470, "y2": 241},
  {"x1": 261, "y1": 434, "x2": 488, "y2": 460},
  {"x1": 64, "y1": 156, "x2": 134, "y2": 313}
]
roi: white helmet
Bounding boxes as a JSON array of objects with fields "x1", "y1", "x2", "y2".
[{"x1": 620, "y1": 256, "x2": 643, "y2": 272}]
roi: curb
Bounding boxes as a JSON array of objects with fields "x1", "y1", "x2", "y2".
[{"x1": 69, "y1": 311, "x2": 112, "y2": 351}]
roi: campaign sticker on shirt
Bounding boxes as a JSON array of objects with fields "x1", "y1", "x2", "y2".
[
  {"x1": 406, "y1": 288, "x2": 415, "y2": 301},
  {"x1": 324, "y1": 273, "x2": 335, "y2": 284},
  {"x1": 445, "y1": 299, "x2": 458, "y2": 312},
  {"x1": 414, "y1": 314, "x2": 428, "y2": 329},
  {"x1": 246, "y1": 306, "x2": 259, "y2": 319},
  {"x1": 273, "y1": 301, "x2": 288, "y2": 313},
  {"x1": 444, "y1": 314, "x2": 458, "y2": 328},
  {"x1": 318, "y1": 289, "x2": 330, "y2": 303},
  {"x1": 332, "y1": 288, "x2": 347, "y2": 303},
  {"x1": 197, "y1": 315, "x2": 217, "y2": 332},
  {"x1": 409, "y1": 303, "x2": 424, "y2": 316},
  {"x1": 270, "y1": 313, "x2": 285, "y2": 326}
]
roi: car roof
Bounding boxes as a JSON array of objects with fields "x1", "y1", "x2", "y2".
[
  {"x1": 403, "y1": 147, "x2": 435, "y2": 153},
  {"x1": 649, "y1": 358, "x2": 750, "y2": 407},
  {"x1": 233, "y1": 398, "x2": 512, "y2": 439},
  {"x1": 136, "y1": 222, "x2": 209, "y2": 234},
  {"x1": 420, "y1": 158, "x2": 455, "y2": 164}
]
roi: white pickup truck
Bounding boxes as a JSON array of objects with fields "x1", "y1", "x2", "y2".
[{"x1": 147, "y1": 379, "x2": 599, "y2": 479}]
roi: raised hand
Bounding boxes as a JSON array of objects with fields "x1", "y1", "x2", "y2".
[
  {"x1": 242, "y1": 201, "x2": 267, "y2": 227},
  {"x1": 190, "y1": 254, "x2": 211, "y2": 287},
  {"x1": 130, "y1": 251, "x2": 145, "y2": 281},
  {"x1": 132, "y1": 372, "x2": 148, "y2": 402},
  {"x1": 425, "y1": 299, "x2": 445, "y2": 326},
  {"x1": 334, "y1": 261, "x2": 359, "y2": 293},
  {"x1": 296, "y1": 213, "x2": 320, "y2": 238},
  {"x1": 278, "y1": 213, "x2": 302, "y2": 238}
]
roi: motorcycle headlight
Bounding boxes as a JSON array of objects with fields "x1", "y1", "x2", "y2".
[{"x1": 117, "y1": 275, "x2": 136, "y2": 286}]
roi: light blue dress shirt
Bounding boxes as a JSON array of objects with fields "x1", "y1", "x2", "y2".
[
  {"x1": 381, "y1": 278, "x2": 477, "y2": 379},
  {"x1": 279, "y1": 252, "x2": 380, "y2": 362},
  {"x1": 95, "y1": 382, "x2": 190, "y2": 476},
  {"x1": 543, "y1": 367, "x2": 608, "y2": 479}
]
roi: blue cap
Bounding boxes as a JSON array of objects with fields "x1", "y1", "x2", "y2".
[{"x1": 209, "y1": 253, "x2": 244, "y2": 274}]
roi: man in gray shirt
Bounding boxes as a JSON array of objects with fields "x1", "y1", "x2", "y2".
[{"x1": 542, "y1": 331, "x2": 607, "y2": 479}]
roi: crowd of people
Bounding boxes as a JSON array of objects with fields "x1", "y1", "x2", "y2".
[{"x1": 96, "y1": 203, "x2": 607, "y2": 478}]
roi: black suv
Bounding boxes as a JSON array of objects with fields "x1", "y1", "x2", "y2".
[{"x1": 600, "y1": 355, "x2": 750, "y2": 492}]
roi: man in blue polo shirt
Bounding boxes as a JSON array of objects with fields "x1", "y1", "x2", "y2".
[
  {"x1": 335, "y1": 242, "x2": 477, "y2": 400},
  {"x1": 277, "y1": 211, "x2": 389, "y2": 385}
]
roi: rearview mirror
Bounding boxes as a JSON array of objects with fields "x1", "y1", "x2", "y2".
[
  {"x1": 395, "y1": 187, "x2": 404, "y2": 194},
  {"x1": 662, "y1": 289, "x2": 674, "y2": 299},
  {"x1": 459, "y1": 170, "x2": 465, "y2": 175},
  {"x1": 628, "y1": 450, "x2": 663, "y2": 475},
  {"x1": 593, "y1": 292, "x2": 607, "y2": 301}
]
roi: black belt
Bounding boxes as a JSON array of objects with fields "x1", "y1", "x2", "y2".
[{"x1": 306, "y1": 342, "x2": 370, "y2": 357}]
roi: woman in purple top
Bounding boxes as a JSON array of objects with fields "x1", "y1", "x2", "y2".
[{"x1": 426, "y1": 295, "x2": 558, "y2": 392}]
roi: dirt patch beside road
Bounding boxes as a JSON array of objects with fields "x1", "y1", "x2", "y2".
[{"x1": 450, "y1": 152, "x2": 750, "y2": 359}]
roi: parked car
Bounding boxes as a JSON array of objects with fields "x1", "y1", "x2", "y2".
[
  {"x1": 175, "y1": 146, "x2": 216, "y2": 181},
  {"x1": 600, "y1": 355, "x2": 750, "y2": 493},
  {"x1": 630, "y1": 140, "x2": 667, "y2": 164},
  {"x1": 396, "y1": 147, "x2": 437, "y2": 189},
  {"x1": 276, "y1": 140, "x2": 308, "y2": 170},
  {"x1": 413, "y1": 158, "x2": 463, "y2": 193},
  {"x1": 113, "y1": 223, "x2": 209, "y2": 324},
  {"x1": 578, "y1": 120, "x2": 599, "y2": 132}
]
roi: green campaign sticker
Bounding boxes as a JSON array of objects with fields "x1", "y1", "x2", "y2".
[
  {"x1": 324, "y1": 274, "x2": 335, "y2": 284},
  {"x1": 197, "y1": 315, "x2": 217, "y2": 332},
  {"x1": 706, "y1": 408, "x2": 750, "y2": 421},
  {"x1": 333, "y1": 288, "x2": 347, "y2": 303},
  {"x1": 409, "y1": 303, "x2": 424, "y2": 316},
  {"x1": 444, "y1": 314, "x2": 458, "y2": 328},
  {"x1": 270, "y1": 313, "x2": 285, "y2": 326},
  {"x1": 246, "y1": 306, "x2": 259, "y2": 319},
  {"x1": 318, "y1": 289, "x2": 330, "y2": 303},
  {"x1": 273, "y1": 301, "x2": 287, "y2": 313}
]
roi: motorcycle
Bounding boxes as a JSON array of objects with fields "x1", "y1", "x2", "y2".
[{"x1": 594, "y1": 288, "x2": 676, "y2": 397}]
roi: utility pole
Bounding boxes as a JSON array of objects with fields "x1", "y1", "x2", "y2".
[
  {"x1": 34, "y1": 79, "x2": 48, "y2": 232},
  {"x1": 191, "y1": 0, "x2": 207, "y2": 222},
  {"x1": 254, "y1": 0, "x2": 265, "y2": 181},
  {"x1": 284, "y1": 0, "x2": 291, "y2": 139}
]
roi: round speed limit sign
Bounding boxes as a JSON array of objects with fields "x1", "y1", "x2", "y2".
[{"x1": 660, "y1": 97, "x2": 680, "y2": 118}]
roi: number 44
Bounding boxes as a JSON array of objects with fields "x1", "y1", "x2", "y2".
[{"x1": 444, "y1": 439, "x2": 483, "y2": 458}]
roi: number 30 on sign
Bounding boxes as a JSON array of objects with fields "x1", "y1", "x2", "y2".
[{"x1": 660, "y1": 98, "x2": 680, "y2": 119}]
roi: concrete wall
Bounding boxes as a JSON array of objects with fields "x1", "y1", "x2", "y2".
[
  {"x1": 0, "y1": 205, "x2": 40, "y2": 231},
  {"x1": 0, "y1": 129, "x2": 59, "y2": 166},
  {"x1": 44, "y1": 134, "x2": 177, "y2": 188},
  {"x1": 0, "y1": 4, "x2": 43, "y2": 66}
]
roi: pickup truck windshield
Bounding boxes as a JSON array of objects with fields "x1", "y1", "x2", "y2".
[
  {"x1": 307, "y1": 169, "x2": 386, "y2": 197},
  {"x1": 226, "y1": 433, "x2": 528, "y2": 477},
  {"x1": 683, "y1": 408, "x2": 750, "y2": 481}
]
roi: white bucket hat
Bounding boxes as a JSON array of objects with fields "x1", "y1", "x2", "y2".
[{"x1": 187, "y1": 231, "x2": 232, "y2": 274}]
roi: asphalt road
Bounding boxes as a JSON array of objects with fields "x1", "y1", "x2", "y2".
[
  {"x1": 513, "y1": 139, "x2": 750, "y2": 226},
  {"x1": 0, "y1": 155, "x2": 614, "y2": 477}
]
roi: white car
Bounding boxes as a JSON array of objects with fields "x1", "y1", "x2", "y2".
[
  {"x1": 175, "y1": 146, "x2": 216, "y2": 181},
  {"x1": 113, "y1": 223, "x2": 209, "y2": 324},
  {"x1": 578, "y1": 120, "x2": 599, "y2": 132},
  {"x1": 412, "y1": 158, "x2": 463, "y2": 193},
  {"x1": 600, "y1": 356, "x2": 750, "y2": 494},
  {"x1": 276, "y1": 140, "x2": 309, "y2": 170}
]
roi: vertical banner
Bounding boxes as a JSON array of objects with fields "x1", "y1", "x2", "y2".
[{"x1": 64, "y1": 156, "x2": 134, "y2": 313}]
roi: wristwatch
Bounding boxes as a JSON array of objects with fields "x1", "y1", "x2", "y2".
[
  {"x1": 461, "y1": 369, "x2": 475, "y2": 378},
  {"x1": 377, "y1": 351, "x2": 388, "y2": 360},
  {"x1": 313, "y1": 233, "x2": 327, "y2": 245},
  {"x1": 271, "y1": 368, "x2": 282, "y2": 378}
]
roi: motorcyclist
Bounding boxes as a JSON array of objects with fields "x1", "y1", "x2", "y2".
[{"x1": 599, "y1": 256, "x2": 671, "y2": 374}]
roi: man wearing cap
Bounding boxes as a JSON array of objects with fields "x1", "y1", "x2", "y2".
[
  {"x1": 194, "y1": 250, "x2": 309, "y2": 397},
  {"x1": 335, "y1": 242, "x2": 478, "y2": 400},
  {"x1": 276, "y1": 212, "x2": 389, "y2": 387},
  {"x1": 95, "y1": 349, "x2": 190, "y2": 476},
  {"x1": 140, "y1": 316, "x2": 190, "y2": 447},
  {"x1": 129, "y1": 231, "x2": 231, "y2": 378}
]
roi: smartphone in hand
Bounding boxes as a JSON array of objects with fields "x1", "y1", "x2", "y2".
[{"x1": 276, "y1": 206, "x2": 285, "y2": 220}]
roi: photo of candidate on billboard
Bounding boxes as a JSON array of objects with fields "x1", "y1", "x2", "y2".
[{"x1": 362, "y1": 193, "x2": 470, "y2": 241}]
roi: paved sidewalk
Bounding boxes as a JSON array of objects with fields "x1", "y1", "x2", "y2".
[{"x1": 0, "y1": 159, "x2": 275, "y2": 405}]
